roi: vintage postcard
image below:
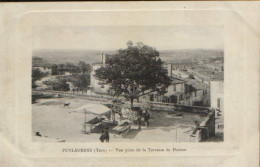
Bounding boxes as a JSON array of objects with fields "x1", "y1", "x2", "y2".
[{"x1": 0, "y1": 2, "x2": 259, "y2": 167}]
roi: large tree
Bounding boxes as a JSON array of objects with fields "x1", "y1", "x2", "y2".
[{"x1": 95, "y1": 41, "x2": 171, "y2": 108}]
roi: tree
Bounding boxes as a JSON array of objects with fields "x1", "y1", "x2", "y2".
[
  {"x1": 51, "y1": 64, "x2": 58, "y2": 75},
  {"x1": 32, "y1": 68, "x2": 46, "y2": 88},
  {"x1": 78, "y1": 61, "x2": 91, "y2": 73},
  {"x1": 95, "y1": 41, "x2": 172, "y2": 108},
  {"x1": 65, "y1": 62, "x2": 80, "y2": 74},
  {"x1": 70, "y1": 73, "x2": 90, "y2": 94},
  {"x1": 43, "y1": 77, "x2": 70, "y2": 91}
]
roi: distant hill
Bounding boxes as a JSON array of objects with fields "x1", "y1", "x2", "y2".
[
  {"x1": 33, "y1": 49, "x2": 224, "y2": 65},
  {"x1": 159, "y1": 49, "x2": 224, "y2": 64},
  {"x1": 33, "y1": 49, "x2": 115, "y2": 65}
]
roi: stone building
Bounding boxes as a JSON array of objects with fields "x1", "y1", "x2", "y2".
[
  {"x1": 90, "y1": 53, "x2": 110, "y2": 94},
  {"x1": 210, "y1": 72, "x2": 224, "y2": 111}
]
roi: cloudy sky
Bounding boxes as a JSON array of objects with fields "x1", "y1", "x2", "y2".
[{"x1": 33, "y1": 26, "x2": 223, "y2": 51}]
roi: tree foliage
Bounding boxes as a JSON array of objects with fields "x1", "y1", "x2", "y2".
[
  {"x1": 43, "y1": 77, "x2": 70, "y2": 91},
  {"x1": 32, "y1": 68, "x2": 46, "y2": 88},
  {"x1": 70, "y1": 73, "x2": 90, "y2": 92},
  {"x1": 51, "y1": 61, "x2": 91, "y2": 75},
  {"x1": 78, "y1": 61, "x2": 91, "y2": 73},
  {"x1": 95, "y1": 41, "x2": 171, "y2": 107}
]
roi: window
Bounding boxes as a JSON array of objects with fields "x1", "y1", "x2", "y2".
[{"x1": 194, "y1": 91, "x2": 197, "y2": 97}]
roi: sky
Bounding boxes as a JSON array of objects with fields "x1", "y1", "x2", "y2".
[{"x1": 33, "y1": 26, "x2": 224, "y2": 51}]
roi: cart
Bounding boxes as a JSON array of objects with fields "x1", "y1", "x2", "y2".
[{"x1": 112, "y1": 120, "x2": 132, "y2": 137}]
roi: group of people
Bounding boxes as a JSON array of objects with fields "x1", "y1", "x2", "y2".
[
  {"x1": 137, "y1": 109, "x2": 150, "y2": 130},
  {"x1": 100, "y1": 100, "x2": 152, "y2": 142}
]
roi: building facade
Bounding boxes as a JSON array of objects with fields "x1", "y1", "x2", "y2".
[
  {"x1": 210, "y1": 72, "x2": 224, "y2": 111},
  {"x1": 90, "y1": 53, "x2": 111, "y2": 94}
]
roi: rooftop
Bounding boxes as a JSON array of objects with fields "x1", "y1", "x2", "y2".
[
  {"x1": 171, "y1": 77, "x2": 186, "y2": 84},
  {"x1": 183, "y1": 78, "x2": 209, "y2": 90}
]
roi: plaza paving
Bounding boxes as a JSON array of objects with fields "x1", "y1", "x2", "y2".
[{"x1": 32, "y1": 97, "x2": 222, "y2": 142}]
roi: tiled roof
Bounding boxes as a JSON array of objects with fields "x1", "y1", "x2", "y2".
[
  {"x1": 171, "y1": 77, "x2": 186, "y2": 84},
  {"x1": 183, "y1": 78, "x2": 208, "y2": 90}
]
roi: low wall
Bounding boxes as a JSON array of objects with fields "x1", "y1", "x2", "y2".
[
  {"x1": 150, "y1": 101, "x2": 215, "y2": 142},
  {"x1": 193, "y1": 111, "x2": 215, "y2": 142},
  {"x1": 32, "y1": 90, "x2": 113, "y2": 102},
  {"x1": 150, "y1": 102, "x2": 212, "y2": 115}
]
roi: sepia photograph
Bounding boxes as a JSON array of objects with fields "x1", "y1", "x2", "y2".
[
  {"x1": 1, "y1": 2, "x2": 259, "y2": 167},
  {"x1": 31, "y1": 25, "x2": 224, "y2": 143}
]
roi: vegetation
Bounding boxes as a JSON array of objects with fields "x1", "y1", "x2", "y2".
[
  {"x1": 43, "y1": 77, "x2": 70, "y2": 91},
  {"x1": 70, "y1": 73, "x2": 91, "y2": 94},
  {"x1": 51, "y1": 61, "x2": 91, "y2": 75},
  {"x1": 95, "y1": 41, "x2": 171, "y2": 108},
  {"x1": 32, "y1": 68, "x2": 46, "y2": 88}
]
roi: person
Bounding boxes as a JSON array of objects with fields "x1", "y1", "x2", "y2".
[
  {"x1": 143, "y1": 110, "x2": 150, "y2": 127},
  {"x1": 100, "y1": 130, "x2": 105, "y2": 142},
  {"x1": 104, "y1": 128, "x2": 110, "y2": 142},
  {"x1": 111, "y1": 106, "x2": 116, "y2": 122},
  {"x1": 100, "y1": 128, "x2": 110, "y2": 143},
  {"x1": 116, "y1": 105, "x2": 123, "y2": 120},
  {"x1": 137, "y1": 115, "x2": 142, "y2": 131},
  {"x1": 144, "y1": 101, "x2": 152, "y2": 111},
  {"x1": 191, "y1": 120, "x2": 200, "y2": 137}
]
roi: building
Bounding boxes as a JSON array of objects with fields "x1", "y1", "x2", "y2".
[
  {"x1": 162, "y1": 78, "x2": 186, "y2": 103},
  {"x1": 172, "y1": 68, "x2": 190, "y2": 78},
  {"x1": 184, "y1": 80, "x2": 210, "y2": 106},
  {"x1": 210, "y1": 72, "x2": 224, "y2": 111},
  {"x1": 90, "y1": 53, "x2": 111, "y2": 94},
  {"x1": 146, "y1": 76, "x2": 210, "y2": 107},
  {"x1": 90, "y1": 55, "x2": 210, "y2": 107}
]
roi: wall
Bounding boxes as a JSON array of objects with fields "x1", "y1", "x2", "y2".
[
  {"x1": 90, "y1": 63, "x2": 110, "y2": 93},
  {"x1": 167, "y1": 83, "x2": 184, "y2": 94},
  {"x1": 172, "y1": 69, "x2": 189, "y2": 78},
  {"x1": 150, "y1": 102, "x2": 216, "y2": 142},
  {"x1": 210, "y1": 80, "x2": 224, "y2": 111},
  {"x1": 198, "y1": 111, "x2": 215, "y2": 141}
]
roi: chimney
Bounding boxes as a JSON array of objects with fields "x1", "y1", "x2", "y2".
[{"x1": 101, "y1": 53, "x2": 106, "y2": 64}]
